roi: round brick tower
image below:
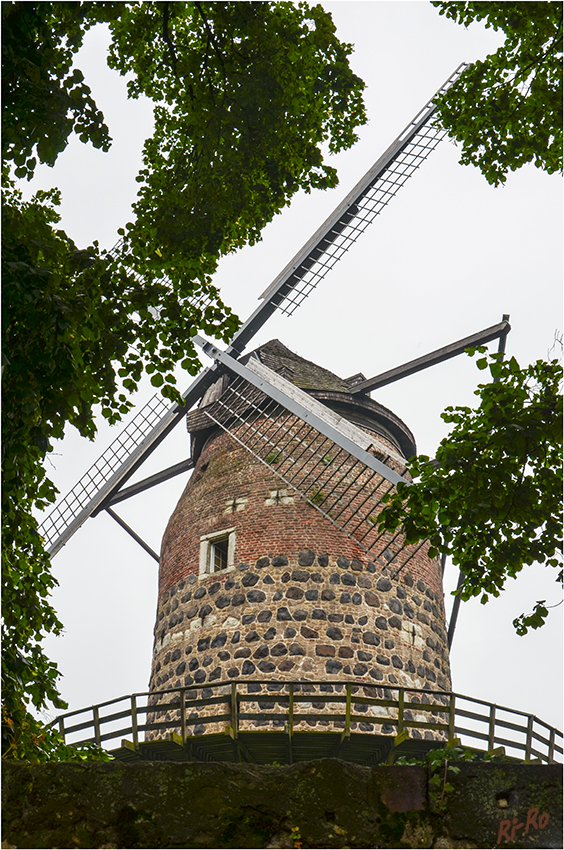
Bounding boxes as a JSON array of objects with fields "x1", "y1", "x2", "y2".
[{"x1": 148, "y1": 340, "x2": 452, "y2": 739}]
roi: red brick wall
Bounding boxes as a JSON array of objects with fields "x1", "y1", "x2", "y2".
[{"x1": 159, "y1": 423, "x2": 444, "y2": 601}]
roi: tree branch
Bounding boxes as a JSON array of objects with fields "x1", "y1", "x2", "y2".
[
  {"x1": 195, "y1": 2, "x2": 227, "y2": 73},
  {"x1": 161, "y1": 2, "x2": 178, "y2": 76}
]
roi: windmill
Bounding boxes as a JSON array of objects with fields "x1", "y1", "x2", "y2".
[
  {"x1": 41, "y1": 66, "x2": 561, "y2": 760},
  {"x1": 40, "y1": 63, "x2": 555, "y2": 765},
  {"x1": 40, "y1": 61, "x2": 508, "y2": 645}
]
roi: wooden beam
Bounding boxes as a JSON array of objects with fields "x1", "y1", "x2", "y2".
[
  {"x1": 350, "y1": 319, "x2": 511, "y2": 394},
  {"x1": 107, "y1": 458, "x2": 194, "y2": 506},
  {"x1": 386, "y1": 729, "x2": 409, "y2": 765}
]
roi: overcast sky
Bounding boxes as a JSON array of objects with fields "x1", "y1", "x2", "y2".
[{"x1": 26, "y1": 2, "x2": 562, "y2": 740}]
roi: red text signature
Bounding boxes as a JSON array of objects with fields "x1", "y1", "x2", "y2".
[{"x1": 497, "y1": 808, "x2": 549, "y2": 844}]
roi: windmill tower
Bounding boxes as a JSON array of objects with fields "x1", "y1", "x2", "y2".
[{"x1": 146, "y1": 338, "x2": 452, "y2": 741}]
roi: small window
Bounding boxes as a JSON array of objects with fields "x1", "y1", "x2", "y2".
[
  {"x1": 199, "y1": 528, "x2": 235, "y2": 577},
  {"x1": 211, "y1": 538, "x2": 229, "y2": 572}
]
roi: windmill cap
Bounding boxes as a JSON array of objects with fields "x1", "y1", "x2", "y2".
[{"x1": 188, "y1": 339, "x2": 417, "y2": 460}]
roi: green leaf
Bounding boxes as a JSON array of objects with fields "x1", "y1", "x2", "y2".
[
  {"x1": 378, "y1": 350, "x2": 562, "y2": 634},
  {"x1": 431, "y1": 3, "x2": 562, "y2": 183}
]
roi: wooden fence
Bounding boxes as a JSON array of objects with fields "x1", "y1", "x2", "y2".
[{"x1": 52, "y1": 681, "x2": 562, "y2": 765}]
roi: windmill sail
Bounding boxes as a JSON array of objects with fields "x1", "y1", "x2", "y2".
[
  {"x1": 230, "y1": 63, "x2": 467, "y2": 352},
  {"x1": 195, "y1": 336, "x2": 425, "y2": 575},
  {"x1": 39, "y1": 369, "x2": 214, "y2": 556},
  {"x1": 38, "y1": 63, "x2": 466, "y2": 558}
]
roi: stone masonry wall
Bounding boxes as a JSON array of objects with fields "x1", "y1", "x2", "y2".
[
  {"x1": 147, "y1": 423, "x2": 452, "y2": 739},
  {"x1": 4, "y1": 761, "x2": 562, "y2": 849},
  {"x1": 150, "y1": 552, "x2": 450, "y2": 693}
]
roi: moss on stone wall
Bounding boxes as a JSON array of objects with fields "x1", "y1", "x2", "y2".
[{"x1": 2, "y1": 760, "x2": 562, "y2": 849}]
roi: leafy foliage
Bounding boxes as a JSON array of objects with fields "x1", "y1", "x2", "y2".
[
  {"x1": 513, "y1": 600, "x2": 551, "y2": 636},
  {"x1": 109, "y1": 2, "x2": 366, "y2": 264},
  {"x1": 396, "y1": 743, "x2": 510, "y2": 767},
  {"x1": 2, "y1": 704, "x2": 111, "y2": 763},
  {"x1": 396, "y1": 745, "x2": 510, "y2": 811},
  {"x1": 2, "y1": 1, "x2": 366, "y2": 759},
  {"x1": 379, "y1": 350, "x2": 563, "y2": 631},
  {"x1": 2, "y1": 1, "x2": 113, "y2": 179},
  {"x1": 432, "y1": 2, "x2": 563, "y2": 184}
]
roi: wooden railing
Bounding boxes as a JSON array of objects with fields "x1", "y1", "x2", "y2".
[{"x1": 51, "y1": 681, "x2": 563, "y2": 764}]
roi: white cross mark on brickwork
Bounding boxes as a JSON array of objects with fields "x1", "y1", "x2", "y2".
[
  {"x1": 265, "y1": 489, "x2": 294, "y2": 507},
  {"x1": 223, "y1": 497, "x2": 248, "y2": 514}
]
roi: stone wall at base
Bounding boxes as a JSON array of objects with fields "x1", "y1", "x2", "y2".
[
  {"x1": 150, "y1": 553, "x2": 450, "y2": 694},
  {"x1": 147, "y1": 549, "x2": 451, "y2": 739},
  {"x1": 2, "y1": 761, "x2": 562, "y2": 849}
]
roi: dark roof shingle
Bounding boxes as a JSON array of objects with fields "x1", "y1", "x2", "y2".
[{"x1": 248, "y1": 339, "x2": 349, "y2": 394}]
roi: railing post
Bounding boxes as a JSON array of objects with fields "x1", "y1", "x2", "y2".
[
  {"x1": 548, "y1": 727, "x2": 555, "y2": 764},
  {"x1": 231, "y1": 682, "x2": 238, "y2": 738},
  {"x1": 397, "y1": 688, "x2": 404, "y2": 734},
  {"x1": 525, "y1": 715, "x2": 534, "y2": 761},
  {"x1": 131, "y1": 695, "x2": 138, "y2": 748},
  {"x1": 93, "y1": 705, "x2": 101, "y2": 747},
  {"x1": 448, "y1": 693, "x2": 456, "y2": 743},
  {"x1": 288, "y1": 683, "x2": 294, "y2": 739},
  {"x1": 230, "y1": 682, "x2": 240, "y2": 763},
  {"x1": 58, "y1": 715, "x2": 65, "y2": 742},
  {"x1": 286, "y1": 683, "x2": 295, "y2": 766},
  {"x1": 180, "y1": 689, "x2": 187, "y2": 742},
  {"x1": 345, "y1": 683, "x2": 352, "y2": 736},
  {"x1": 488, "y1": 704, "x2": 496, "y2": 751}
]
